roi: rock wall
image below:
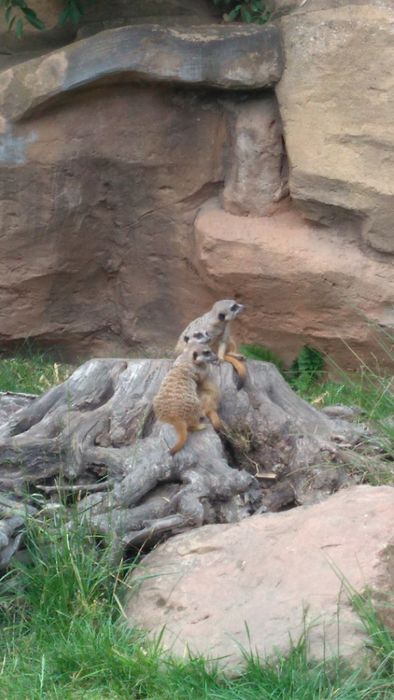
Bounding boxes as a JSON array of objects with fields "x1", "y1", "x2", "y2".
[{"x1": 0, "y1": 1, "x2": 393, "y2": 366}]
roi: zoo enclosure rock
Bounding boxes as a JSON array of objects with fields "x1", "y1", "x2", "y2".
[
  {"x1": 221, "y1": 96, "x2": 287, "y2": 217},
  {"x1": 0, "y1": 8, "x2": 393, "y2": 365},
  {"x1": 276, "y1": 3, "x2": 394, "y2": 253},
  {"x1": 125, "y1": 485, "x2": 394, "y2": 668},
  {"x1": 0, "y1": 24, "x2": 282, "y2": 122},
  {"x1": 194, "y1": 200, "x2": 394, "y2": 367}
]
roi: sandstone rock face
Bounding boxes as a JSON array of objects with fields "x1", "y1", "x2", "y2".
[
  {"x1": 0, "y1": 13, "x2": 393, "y2": 365},
  {"x1": 0, "y1": 84, "x2": 226, "y2": 356},
  {"x1": 126, "y1": 485, "x2": 394, "y2": 667},
  {"x1": 78, "y1": 0, "x2": 221, "y2": 36},
  {"x1": 194, "y1": 200, "x2": 394, "y2": 367},
  {"x1": 0, "y1": 23, "x2": 283, "y2": 359},
  {"x1": 222, "y1": 96, "x2": 288, "y2": 216},
  {"x1": 276, "y1": 4, "x2": 394, "y2": 253}
]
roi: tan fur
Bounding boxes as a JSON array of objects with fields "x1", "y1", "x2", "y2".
[
  {"x1": 153, "y1": 342, "x2": 218, "y2": 455},
  {"x1": 199, "y1": 378, "x2": 222, "y2": 431},
  {"x1": 175, "y1": 300, "x2": 247, "y2": 388}
]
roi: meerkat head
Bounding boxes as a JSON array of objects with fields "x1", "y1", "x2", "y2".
[
  {"x1": 212, "y1": 300, "x2": 245, "y2": 323},
  {"x1": 183, "y1": 329, "x2": 212, "y2": 345},
  {"x1": 186, "y1": 341, "x2": 218, "y2": 365}
]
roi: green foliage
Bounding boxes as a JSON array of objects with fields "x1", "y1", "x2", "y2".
[
  {"x1": 0, "y1": 351, "x2": 71, "y2": 394},
  {"x1": 213, "y1": 0, "x2": 271, "y2": 24},
  {"x1": 0, "y1": 512, "x2": 393, "y2": 698},
  {"x1": 58, "y1": 0, "x2": 88, "y2": 28},
  {"x1": 1, "y1": 0, "x2": 89, "y2": 37},
  {"x1": 288, "y1": 344, "x2": 325, "y2": 392},
  {"x1": 240, "y1": 343, "x2": 324, "y2": 389},
  {"x1": 0, "y1": 0, "x2": 45, "y2": 38},
  {"x1": 240, "y1": 343, "x2": 285, "y2": 373},
  {"x1": 2, "y1": 0, "x2": 271, "y2": 36}
]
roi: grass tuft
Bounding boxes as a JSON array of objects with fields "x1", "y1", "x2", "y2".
[{"x1": 0, "y1": 350, "x2": 71, "y2": 394}]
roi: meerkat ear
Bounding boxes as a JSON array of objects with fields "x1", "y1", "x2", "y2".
[
  {"x1": 193, "y1": 351, "x2": 198, "y2": 361},
  {"x1": 184, "y1": 335, "x2": 189, "y2": 343},
  {"x1": 218, "y1": 313, "x2": 226, "y2": 321}
]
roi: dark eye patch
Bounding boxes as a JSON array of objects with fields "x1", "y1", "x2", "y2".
[
  {"x1": 203, "y1": 350, "x2": 211, "y2": 356},
  {"x1": 230, "y1": 304, "x2": 238, "y2": 312},
  {"x1": 218, "y1": 313, "x2": 226, "y2": 321},
  {"x1": 193, "y1": 351, "x2": 198, "y2": 360},
  {"x1": 183, "y1": 335, "x2": 189, "y2": 343},
  {"x1": 194, "y1": 332, "x2": 204, "y2": 339}
]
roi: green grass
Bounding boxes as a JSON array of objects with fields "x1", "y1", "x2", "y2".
[
  {"x1": 0, "y1": 514, "x2": 393, "y2": 700},
  {"x1": 0, "y1": 351, "x2": 71, "y2": 394}
]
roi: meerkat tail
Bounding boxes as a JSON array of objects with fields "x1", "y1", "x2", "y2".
[
  {"x1": 226, "y1": 351, "x2": 245, "y2": 360},
  {"x1": 223, "y1": 354, "x2": 247, "y2": 390},
  {"x1": 169, "y1": 420, "x2": 188, "y2": 455},
  {"x1": 206, "y1": 410, "x2": 222, "y2": 431}
]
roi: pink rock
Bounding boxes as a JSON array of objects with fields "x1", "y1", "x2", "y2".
[
  {"x1": 194, "y1": 200, "x2": 394, "y2": 368},
  {"x1": 126, "y1": 485, "x2": 394, "y2": 668}
]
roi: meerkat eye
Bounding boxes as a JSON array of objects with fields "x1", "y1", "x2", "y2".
[
  {"x1": 193, "y1": 351, "x2": 198, "y2": 360},
  {"x1": 203, "y1": 350, "x2": 211, "y2": 356},
  {"x1": 194, "y1": 332, "x2": 204, "y2": 339},
  {"x1": 218, "y1": 313, "x2": 226, "y2": 321},
  {"x1": 184, "y1": 335, "x2": 189, "y2": 343},
  {"x1": 230, "y1": 304, "x2": 238, "y2": 312}
]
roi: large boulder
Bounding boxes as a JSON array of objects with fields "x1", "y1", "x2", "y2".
[
  {"x1": 126, "y1": 485, "x2": 394, "y2": 667},
  {"x1": 194, "y1": 200, "x2": 394, "y2": 367},
  {"x1": 276, "y1": 3, "x2": 394, "y2": 253}
]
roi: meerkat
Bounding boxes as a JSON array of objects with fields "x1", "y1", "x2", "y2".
[
  {"x1": 175, "y1": 300, "x2": 246, "y2": 389},
  {"x1": 173, "y1": 326, "x2": 222, "y2": 427},
  {"x1": 198, "y1": 377, "x2": 222, "y2": 431},
  {"x1": 153, "y1": 341, "x2": 220, "y2": 455}
]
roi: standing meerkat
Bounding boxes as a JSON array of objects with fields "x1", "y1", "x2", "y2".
[
  {"x1": 175, "y1": 300, "x2": 246, "y2": 388},
  {"x1": 153, "y1": 341, "x2": 220, "y2": 455}
]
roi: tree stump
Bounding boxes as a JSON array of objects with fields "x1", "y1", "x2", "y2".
[{"x1": 0, "y1": 359, "x2": 364, "y2": 567}]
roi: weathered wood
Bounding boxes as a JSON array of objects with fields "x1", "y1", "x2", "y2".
[{"x1": 0, "y1": 358, "x2": 364, "y2": 567}]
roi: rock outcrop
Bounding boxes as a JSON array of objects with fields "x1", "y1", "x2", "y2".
[
  {"x1": 126, "y1": 485, "x2": 394, "y2": 667},
  {"x1": 276, "y1": 2, "x2": 394, "y2": 253},
  {"x1": 194, "y1": 200, "x2": 394, "y2": 367},
  {"x1": 0, "y1": 4, "x2": 393, "y2": 366},
  {"x1": 0, "y1": 24, "x2": 282, "y2": 122},
  {"x1": 221, "y1": 96, "x2": 287, "y2": 217}
]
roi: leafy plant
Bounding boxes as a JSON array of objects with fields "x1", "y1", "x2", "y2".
[
  {"x1": 288, "y1": 345, "x2": 325, "y2": 391},
  {"x1": 213, "y1": 0, "x2": 271, "y2": 24},
  {"x1": 1, "y1": 0, "x2": 89, "y2": 37},
  {"x1": 0, "y1": 0, "x2": 45, "y2": 38},
  {"x1": 240, "y1": 343, "x2": 325, "y2": 389}
]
